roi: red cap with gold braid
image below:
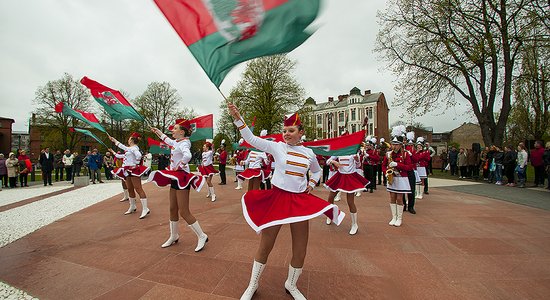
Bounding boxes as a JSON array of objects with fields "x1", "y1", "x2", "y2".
[
  {"x1": 284, "y1": 113, "x2": 301, "y2": 127},
  {"x1": 169, "y1": 118, "x2": 192, "y2": 131},
  {"x1": 130, "y1": 132, "x2": 141, "y2": 139}
]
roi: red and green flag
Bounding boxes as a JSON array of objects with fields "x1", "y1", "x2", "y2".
[
  {"x1": 70, "y1": 128, "x2": 108, "y2": 148},
  {"x1": 189, "y1": 114, "x2": 214, "y2": 142},
  {"x1": 148, "y1": 137, "x2": 172, "y2": 155},
  {"x1": 154, "y1": 0, "x2": 321, "y2": 87},
  {"x1": 80, "y1": 76, "x2": 144, "y2": 121},
  {"x1": 55, "y1": 102, "x2": 106, "y2": 133},
  {"x1": 303, "y1": 130, "x2": 366, "y2": 156}
]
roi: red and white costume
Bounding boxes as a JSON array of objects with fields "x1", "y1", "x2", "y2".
[
  {"x1": 237, "y1": 150, "x2": 268, "y2": 182},
  {"x1": 112, "y1": 143, "x2": 149, "y2": 180},
  {"x1": 382, "y1": 150, "x2": 414, "y2": 193},
  {"x1": 324, "y1": 155, "x2": 370, "y2": 193},
  {"x1": 415, "y1": 149, "x2": 430, "y2": 179},
  {"x1": 198, "y1": 150, "x2": 219, "y2": 177},
  {"x1": 234, "y1": 118, "x2": 345, "y2": 233},
  {"x1": 147, "y1": 134, "x2": 204, "y2": 190},
  {"x1": 406, "y1": 144, "x2": 422, "y2": 184}
]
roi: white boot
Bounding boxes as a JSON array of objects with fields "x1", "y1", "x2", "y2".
[
  {"x1": 394, "y1": 205, "x2": 404, "y2": 227},
  {"x1": 189, "y1": 221, "x2": 208, "y2": 252},
  {"x1": 240, "y1": 260, "x2": 266, "y2": 300},
  {"x1": 417, "y1": 187, "x2": 424, "y2": 199},
  {"x1": 206, "y1": 187, "x2": 211, "y2": 198},
  {"x1": 326, "y1": 217, "x2": 332, "y2": 225},
  {"x1": 120, "y1": 189, "x2": 129, "y2": 202},
  {"x1": 284, "y1": 265, "x2": 306, "y2": 300},
  {"x1": 161, "y1": 221, "x2": 179, "y2": 248},
  {"x1": 124, "y1": 198, "x2": 136, "y2": 215},
  {"x1": 415, "y1": 184, "x2": 421, "y2": 199},
  {"x1": 235, "y1": 179, "x2": 243, "y2": 190},
  {"x1": 355, "y1": 191, "x2": 361, "y2": 197},
  {"x1": 388, "y1": 203, "x2": 397, "y2": 226},
  {"x1": 210, "y1": 187, "x2": 216, "y2": 202},
  {"x1": 139, "y1": 198, "x2": 150, "y2": 219},
  {"x1": 349, "y1": 212, "x2": 358, "y2": 235},
  {"x1": 334, "y1": 191, "x2": 341, "y2": 202}
]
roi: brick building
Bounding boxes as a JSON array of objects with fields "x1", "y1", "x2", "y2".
[
  {"x1": 0, "y1": 117, "x2": 15, "y2": 156},
  {"x1": 305, "y1": 87, "x2": 389, "y2": 139}
]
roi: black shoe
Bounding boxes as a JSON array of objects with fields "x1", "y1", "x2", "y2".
[
  {"x1": 369, "y1": 189, "x2": 373, "y2": 193},
  {"x1": 424, "y1": 191, "x2": 429, "y2": 195},
  {"x1": 408, "y1": 207, "x2": 416, "y2": 214},
  {"x1": 49, "y1": 184, "x2": 52, "y2": 186},
  {"x1": 92, "y1": 182, "x2": 96, "y2": 184}
]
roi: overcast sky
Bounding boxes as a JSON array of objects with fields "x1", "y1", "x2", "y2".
[{"x1": 0, "y1": 0, "x2": 474, "y2": 133}]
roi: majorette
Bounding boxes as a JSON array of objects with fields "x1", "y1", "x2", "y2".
[
  {"x1": 148, "y1": 119, "x2": 209, "y2": 252},
  {"x1": 228, "y1": 103, "x2": 345, "y2": 300},
  {"x1": 198, "y1": 140, "x2": 219, "y2": 201},
  {"x1": 109, "y1": 132, "x2": 150, "y2": 219},
  {"x1": 382, "y1": 125, "x2": 414, "y2": 227},
  {"x1": 237, "y1": 129, "x2": 269, "y2": 191}
]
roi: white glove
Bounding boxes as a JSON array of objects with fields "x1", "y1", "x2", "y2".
[
  {"x1": 365, "y1": 153, "x2": 369, "y2": 158},
  {"x1": 389, "y1": 161, "x2": 398, "y2": 168}
]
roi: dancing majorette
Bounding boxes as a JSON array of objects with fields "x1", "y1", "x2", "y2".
[
  {"x1": 108, "y1": 132, "x2": 150, "y2": 219},
  {"x1": 148, "y1": 120, "x2": 208, "y2": 251},
  {"x1": 382, "y1": 126, "x2": 414, "y2": 227},
  {"x1": 324, "y1": 144, "x2": 370, "y2": 234},
  {"x1": 198, "y1": 141, "x2": 219, "y2": 201},
  {"x1": 415, "y1": 137, "x2": 430, "y2": 200},
  {"x1": 228, "y1": 103, "x2": 345, "y2": 300},
  {"x1": 234, "y1": 145, "x2": 247, "y2": 190},
  {"x1": 237, "y1": 130, "x2": 269, "y2": 192}
]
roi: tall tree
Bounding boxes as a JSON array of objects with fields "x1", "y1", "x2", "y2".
[
  {"x1": 134, "y1": 82, "x2": 195, "y2": 133},
  {"x1": 32, "y1": 73, "x2": 93, "y2": 150},
  {"x1": 222, "y1": 55, "x2": 306, "y2": 136},
  {"x1": 376, "y1": 0, "x2": 546, "y2": 146}
]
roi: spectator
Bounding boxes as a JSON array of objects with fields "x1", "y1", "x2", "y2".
[
  {"x1": 71, "y1": 152, "x2": 83, "y2": 184},
  {"x1": 88, "y1": 149, "x2": 103, "y2": 184},
  {"x1": 103, "y1": 151, "x2": 114, "y2": 180},
  {"x1": 458, "y1": 148, "x2": 468, "y2": 179},
  {"x1": 18, "y1": 149, "x2": 30, "y2": 187},
  {"x1": 439, "y1": 150, "x2": 448, "y2": 172},
  {"x1": 157, "y1": 153, "x2": 169, "y2": 170},
  {"x1": 142, "y1": 151, "x2": 152, "y2": 176},
  {"x1": 54, "y1": 149, "x2": 64, "y2": 181},
  {"x1": 516, "y1": 144, "x2": 528, "y2": 188},
  {"x1": 530, "y1": 141, "x2": 545, "y2": 187},
  {"x1": 5, "y1": 152, "x2": 19, "y2": 188},
  {"x1": 466, "y1": 149, "x2": 477, "y2": 179},
  {"x1": 82, "y1": 150, "x2": 91, "y2": 178},
  {"x1": 62, "y1": 149, "x2": 74, "y2": 181},
  {"x1": 0, "y1": 154, "x2": 7, "y2": 188},
  {"x1": 503, "y1": 145, "x2": 517, "y2": 186},
  {"x1": 487, "y1": 146, "x2": 497, "y2": 183},
  {"x1": 494, "y1": 146, "x2": 504, "y2": 185},
  {"x1": 544, "y1": 142, "x2": 550, "y2": 190},
  {"x1": 480, "y1": 146, "x2": 489, "y2": 180},
  {"x1": 39, "y1": 147, "x2": 54, "y2": 186},
  {"x1": 448, "y1": 146, "x2": 459, "y2": 176},
  {"x1": 426, "y1": 142, "x2": 435, "y2": 175},
  {"x1": 217, "y1": 144, "x2": 227, "y2": 185}
]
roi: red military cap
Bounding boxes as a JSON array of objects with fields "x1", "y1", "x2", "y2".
[
  {"x1": 169, "y1": 118, "x2": 192, "y2": 131},
  {"x1": 284, "y1": 113, "x2": 301, "y2": 127},
  {"x1": 130, "y1": 132, "x2": 141, "y2": 139}
]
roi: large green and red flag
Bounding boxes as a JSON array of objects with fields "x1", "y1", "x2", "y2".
[
  {"x1": 148, "y1": 137, "x2": 172, "y2": 155},
  {"x1": 55, "y1": 102, "x2": 106, "y2": 133},
  {"x1": 154, "y1": 0, "x2": 321, "y2": 87},
  {"x1": 80, "y1": 76, "x2": 144, "y2": 121},
  {"x1": 304, "y1": 130, "x2": 366, "y2": 156},
  {"x1": 189, "y1": 114, "x2": 214, "y2": 142},
  {"x1": 70, "y1": 128, "x2": 108, "y2": 148}
]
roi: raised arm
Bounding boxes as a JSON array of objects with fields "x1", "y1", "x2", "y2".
[
  {"x1": 227, "y1": 102, "x2": 278, "y2": 153},
  {"x1": 151, "y1": 127, "x2": 177, "y2": 147}
]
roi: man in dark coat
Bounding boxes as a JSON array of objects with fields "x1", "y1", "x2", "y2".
[{"x1": 40, "y1": 147, "x2": 54, "y2": 186}]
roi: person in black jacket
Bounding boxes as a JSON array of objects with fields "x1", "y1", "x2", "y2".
[
  {"x1": 544, "y1": 142, "x2": 550, "y2": 190},
  {"x1": 39, "y1": 147, "x2": 55, "y2": 186},
  {"x1": 503, "y1": 145, "x2": 517, "y2": 186},
  {"x1": 493, "y1": 147, "x2": 505, "y2": 185}
]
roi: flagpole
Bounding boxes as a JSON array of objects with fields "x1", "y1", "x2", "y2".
[{"x1": 216, "y1": 87, "x2": 228, "y2": 102}]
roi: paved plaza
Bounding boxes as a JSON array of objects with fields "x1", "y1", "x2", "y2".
[{"x1": 0, "y1": 176, "x2": 549, "y2": 299}]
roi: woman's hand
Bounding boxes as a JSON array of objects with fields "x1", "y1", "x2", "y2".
[
  {"x1": 151, "y1": 127, "x2": 162, "y2": 136},
  {"x1": 108, "y1": 136, "x2": 116, "y2": 143},
  {"x1": 332, "y1": 161, "x2": 341, "y2": 169},
  {"x1": 227, "y1": 102, "x2": 241, "y2": 121},
  {"x1": 305, "y1": 186, "x2": 313, "y2": 193}
]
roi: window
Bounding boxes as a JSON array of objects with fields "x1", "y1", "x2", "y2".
[
  {"x1": 351, "y1": 108, "x2": 356, "y2": 121},
  {"x1": 351, "y1": 124, "x2": 356, "y2": 133},
  {"x1": 317, "y1": 115, "x2": 322, "y2": 125},
  {"x1": 368, "y1": 108, "x2": 373, "y2": 119},
  {"x1": 369, "y1": 124, "x2": 374, "y2": 135},
  {"x1": 338, "y1": 112, "x2": 345, "y2": 122}
]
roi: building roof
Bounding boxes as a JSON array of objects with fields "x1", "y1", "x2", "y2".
[
  {"x1": 312, "y1": 92, "x2": 383, "y2": 111},
  {"x1": 0, "y1": 117, "x2": 15, "y2": 123}
]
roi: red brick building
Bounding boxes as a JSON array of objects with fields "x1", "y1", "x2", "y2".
[{"x1": 0, "y1": 117, "x2": 15, "y2": 156}]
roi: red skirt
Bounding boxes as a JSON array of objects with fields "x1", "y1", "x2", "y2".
[
  {"x1": 112, "y1": 165, "x2": 149, "y2": 180},
  {"x1": 237, "y1": 168, "x2": 264, "y2": 181},
  {"x1": 324, "y1": 172, "x2": 370, "y2": 193},
  {"x1": 147, "y1": 170, "x2": 204, "y2": 191},
  {"x1": 242, "y1": 186, "x2": 346, "y2": 233},
  {"x1": 198, "y1": 164, "x2": 219, "y2": 177}
]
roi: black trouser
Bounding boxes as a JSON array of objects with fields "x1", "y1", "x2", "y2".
[
  {"x1": 322, "y1": 165, "x2": 329, "y2": 183},
  {"x1": 403, "y1": 171, "x2": 416, "y2": 209},
  {"x1": 19, "y1": 173, "x2": 28, "y2": 186},
  {"x1": 460, "y1": 166, "x2": 468, "y2": 177},
  {"x1": 9, "y1": 177, "x2": 17, "y2": 188},
  {"x1": 0, "y1": 174, "x2": 7, "y2": 187},
  {"x1": 260, "y1": 178, "x2": 272, "y2": 190},
  {"x1": 55, "y1": 166, "x2": 64, "y2": 181},
  {"x1": 363, "y1": 164, "x2": 375, "y2": 191},
  {"x1": 424, "y1": 177, "x2": 428, "y2": 193},
  {"x1": 472, "y1": 164, "x2": 480, "y2": 179},
  {"x1": 441, "y1": 160, "x2": 448, "y2": 171},
  {"x1": 377, "y1": 164, "x2": 384, "y2": 185},
  {"x1": 104, "y1": 166, "x2": 113, "y2": 180},
  {"x1": 450, "y1": 163, "x2": 458, "y2": 176},
  {"x1": 65, "y1": 166, "x2": 73, "y2": 181},
  {"x1": 428, "y1": 160, "x2": 433, "y2": 174},
  {"x1": 219, "y1": 163, "x2": 226, "y2": 184},
  {"x1": 43, "y1": 170, "x2": 52, "y2": 185},
  {"x1": 504, "y1": 165, "x2": 515, "y2": 184},
  {"x1": 534, "y1": 165, "x2": 545, "y2": 185}
]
